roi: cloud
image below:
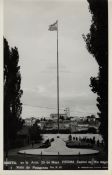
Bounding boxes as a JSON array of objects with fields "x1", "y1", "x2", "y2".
[
  {"x1": 5, "y1": 0, "x2": 99, "y2": 118},
  {"x1": 21, "y1": 87, "x2": 98, "y2": 118}
]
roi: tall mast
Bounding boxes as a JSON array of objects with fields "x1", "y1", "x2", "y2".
[{"x1": 57, "y1": 20, "x2": 59, "y2": 134}]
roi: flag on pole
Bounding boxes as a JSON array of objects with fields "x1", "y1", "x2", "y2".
[{"x1": 48, "y1": 21, "x2": 58, "y2": 31}]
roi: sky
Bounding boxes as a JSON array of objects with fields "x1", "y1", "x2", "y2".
[{"x1": 4, "y1": 0, "x2": 99, "y2": 119}]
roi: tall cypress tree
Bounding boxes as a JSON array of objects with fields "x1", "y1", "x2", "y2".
[
  {"x1": 4, "y1": 38, "x2": 24, "y2": 154},
  {"x1": 83, "y1": 0, "x2": 108, "y2": 151}
]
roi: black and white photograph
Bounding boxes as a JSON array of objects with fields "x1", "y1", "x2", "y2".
[{"x1": 3, "y1": 0, "x2": 108, "y2": 171}]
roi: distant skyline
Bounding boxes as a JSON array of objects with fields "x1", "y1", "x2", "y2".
[{"x1": 4, "y1": 0, "x2": 99, "y2": 119}]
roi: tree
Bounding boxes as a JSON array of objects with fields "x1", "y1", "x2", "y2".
[
  {"x1": 29, "y1": 122, "x2": 42, "y2": 143},
  {"x1": 4, "y1": 38, "x2": 24, "y2": 154},
  {"x1": 83, "y1": 0, "x2": 108, "y2": 151}
]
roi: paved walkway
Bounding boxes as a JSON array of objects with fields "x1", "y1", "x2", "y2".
[{"x1": 18, "y1": 136, "x2": 99, "y2": 155}]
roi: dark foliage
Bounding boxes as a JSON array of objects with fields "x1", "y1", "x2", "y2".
[
  {"x1": 83, "y1": 0, "x2": 108, "y2": 151},
  {"x1": 29, "y1": 122, "x2": 42, "y2": 143},
  {"x1": 4, "y1": 38, "x2": 24, "y2": 152},
  {"x1": 39, "y1": 139, "x2": 51, "y2": 148},
  {"x1": 87, "y1": 127, "x2": 97, "y2": 133}
]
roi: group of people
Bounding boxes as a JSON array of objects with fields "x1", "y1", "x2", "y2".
[{"x1": 68, "y1": 135, "x2": 104, "y2": 147}]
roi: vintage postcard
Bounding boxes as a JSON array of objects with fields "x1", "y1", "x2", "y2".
[{"x1": 0, "y1": 0, "x2": 112, "y2": 174}]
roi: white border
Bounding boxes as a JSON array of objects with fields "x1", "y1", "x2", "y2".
[{"x1": 0, "y1": 0, "x2": 112, "y2": 174}]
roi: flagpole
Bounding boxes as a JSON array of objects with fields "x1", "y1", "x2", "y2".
[{"x1": 57, "y1": 20, "x2": 59, "y2": 134}]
